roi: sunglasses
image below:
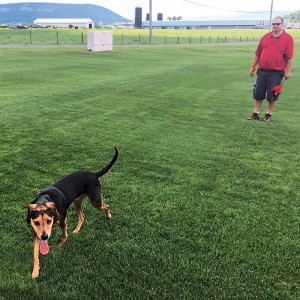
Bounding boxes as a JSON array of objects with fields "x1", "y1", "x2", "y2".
[{"x1": 272, "y1": 23, "x2": 282, "y2": 26}]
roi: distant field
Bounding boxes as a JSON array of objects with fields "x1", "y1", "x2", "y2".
[{"x1": 0, "y1": 28, "x2": 300, "y2": 45}]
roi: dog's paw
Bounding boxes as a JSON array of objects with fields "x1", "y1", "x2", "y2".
[
  {"x1": 32, "y1": 270, "x2": 39, "y2": 279},
  {"x1": 101, "y1": 204, "x2": 111, "y2": 219},
  {"x1": 58, "y1": 236, "x2": 68, "y2": 247}
]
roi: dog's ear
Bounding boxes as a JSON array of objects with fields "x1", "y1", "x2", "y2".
[
  {"x1": 26, "y1": 204, "x2": 37, "y2": 223},
  {"x1": 45, "y1": 201, "x2": 59, "y2": 223}
]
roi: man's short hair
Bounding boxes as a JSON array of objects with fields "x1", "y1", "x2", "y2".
[{"x1": 273, "y1": 16, "x2": 284, "y2": 23}]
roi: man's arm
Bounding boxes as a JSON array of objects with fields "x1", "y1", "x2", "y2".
[
  {"x1": 250, "y1": 55, "x2": 260, "y2": 77},
  {"x1": 284, "y1": 58, "x2": 293, "y2": 79}
]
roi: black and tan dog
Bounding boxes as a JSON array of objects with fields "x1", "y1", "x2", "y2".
[{"x1": 27, "y1": 146, "x2": 118, "y2": 279}]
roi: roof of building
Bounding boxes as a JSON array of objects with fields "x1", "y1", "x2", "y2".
[
  {"x1": 34, "y1": 18, "x2": 93, "y2": 24},
  {"x1": 143, "y1": 20, "x2": 268, "y2": 26},
  {"x1": 143, "y1": 19, "x2": 289, "y2": 27}
]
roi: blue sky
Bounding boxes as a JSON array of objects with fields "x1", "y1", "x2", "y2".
[{"x1": 0, "y1": 0, "x2": 298, "y2": 20}]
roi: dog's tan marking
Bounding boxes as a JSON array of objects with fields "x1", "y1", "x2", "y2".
[
  {"x1": 73, "y1": 195, "x2": 86, "y2": 233},
  {"x1": 101, "y1": 203, "x2": 111, "y2": 219},
  {"x1": 59, "y1": 218, "x2": 68, "y2": 246},
  {"x1": 32, "y1": 237, "x2": 40, "y2": 279},
  {"x1": 28, "y1": 202, "x2": 55, "y2": 240}
]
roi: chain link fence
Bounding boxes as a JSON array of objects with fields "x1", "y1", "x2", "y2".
[{"x1": 0, "y1": 29, "x2": 299, "y2": 45}]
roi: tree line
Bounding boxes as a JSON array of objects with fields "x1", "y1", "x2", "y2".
[{"x1": 286, "y1": 10, "x2": 300, "y2": 22}]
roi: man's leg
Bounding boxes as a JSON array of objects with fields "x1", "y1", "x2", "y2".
[
  {"x1": 263, "y1": 100, "x2": 277, "y2": 122},
  {"x1": 267, "y1": 100, "x2": 277, "y2": 114},
  {"x1": 254, "y1": 100, "x2": 263, "y2": 113},
  {"x1": 248, "y1": 100, "x2": 263, "y2": 120}
]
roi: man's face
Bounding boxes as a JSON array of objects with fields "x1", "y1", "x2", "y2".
[{"x1": 272, "y1": 18, "x2": 283, "y2": 33}]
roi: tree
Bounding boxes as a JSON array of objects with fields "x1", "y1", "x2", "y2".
[{"x1": 286, "y1": 10, "x2": 300, "y2": 22}]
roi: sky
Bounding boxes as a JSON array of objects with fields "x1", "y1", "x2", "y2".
[{"x1": 0, "y1": 0, "x2": 299, "y2": 20}]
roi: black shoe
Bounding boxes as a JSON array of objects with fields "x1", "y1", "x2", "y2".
[
  {"x1": 263, "y1": 113, "x2": 272, "y2": 122},
  {"x1": 247, "y1": 112, "x2": 259, "y2": 120}
]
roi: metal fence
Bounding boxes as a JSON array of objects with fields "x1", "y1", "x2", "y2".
[{"x1": 0, "y1": 29, "x2": 299, "y2": 45}]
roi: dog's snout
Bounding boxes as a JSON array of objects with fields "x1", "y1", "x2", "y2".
[{"x1": 41, "y1": 233, "x2": 48, "y2": 240}]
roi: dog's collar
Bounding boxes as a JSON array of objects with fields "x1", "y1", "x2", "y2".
[
  {"x1": 42, "y1": 186, "x2": 67, "y2": 202},
  {"x1": 36, "y1": 194, "x2": 51, "y2": 205}
]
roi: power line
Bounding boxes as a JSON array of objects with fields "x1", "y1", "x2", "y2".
[{"x1": 182, "y1": 0, "x2": 272, "y2": 14}]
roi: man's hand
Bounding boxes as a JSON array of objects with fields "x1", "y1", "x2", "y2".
[
  {"x1": 284, "y1": 70, "x2": 292, "y2": 80},
  {"x1": 250, "y1": 65, "x2": 256, "y2": 77}
]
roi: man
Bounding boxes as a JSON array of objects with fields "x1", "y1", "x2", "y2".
[{"x1": 248, "y1": 16, "x2": 294, "y2": 122}]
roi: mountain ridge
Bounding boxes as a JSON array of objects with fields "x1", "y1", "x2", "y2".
[{"x1": 0, "y1": 2, "x2": 130, "y2": 24}]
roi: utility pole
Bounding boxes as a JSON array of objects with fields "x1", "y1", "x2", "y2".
[
  {"x1": 269, "y1": 0, "x2": 273, "y2": 31},
  {"x1": 149, "y1": 0, "x2": 153, "y2": 43}
]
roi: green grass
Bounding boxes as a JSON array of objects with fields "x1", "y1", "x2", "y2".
[
  {"x1": 0, "y1": 43, "x2": 300, "y2": 299},
  {"x1": 1, "y1": 28, "x2": 300, "y2": 45}
]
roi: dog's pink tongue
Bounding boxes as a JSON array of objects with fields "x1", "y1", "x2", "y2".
[{"x1": 40, "y1": 240, "x2": 49, "y2": 255}]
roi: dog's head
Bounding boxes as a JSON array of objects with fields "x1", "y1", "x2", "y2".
[{"x1": 27, "y1": 199, "x2": 59, "y2": 242}]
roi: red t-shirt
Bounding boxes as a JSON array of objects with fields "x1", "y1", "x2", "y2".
[{"x1": 255, "y1": 30, "x2": 294, "y2": 71}]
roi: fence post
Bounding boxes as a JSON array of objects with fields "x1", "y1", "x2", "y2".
[
  {"x1": 177, "y1": 36, "x2": 179, "y2": 44},
  {"x1": 81, "y1": 32, "x2": 83, "y2": 44},
  {"x1": 122, "y1": 34, "x2": 124, "y2": 45},
  {"x1": 56, "y1": 31, "x2": 59, "y2": 44},
  {"x1": 29, "y1": 30, "x2": 32, "y2": 44},
  {"x1": 139, "y1": 34, "x2": 140, "y2": 44},
  {"x1": 165, "y1": 36, "x2": 167, "y2": 44}
]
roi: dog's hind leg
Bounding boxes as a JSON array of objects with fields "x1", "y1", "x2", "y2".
[
  {"x1": 100, "y1": 202, "x2": 111, "y2": 219},
  {"x1": 73, "y1": 194, "x2": 86, "y2": 233},
  {"x1": 88, "y1": 186, "x2": 112, "y2": 219}
]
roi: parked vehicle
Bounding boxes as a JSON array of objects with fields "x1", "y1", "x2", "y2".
[{"x1": 9, "y1": 24, "x2": 28, "y2": 29}]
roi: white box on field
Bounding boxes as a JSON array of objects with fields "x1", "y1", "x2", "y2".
[{"x1": 87, "y1": 32, "x2": 113, "y2": 51}]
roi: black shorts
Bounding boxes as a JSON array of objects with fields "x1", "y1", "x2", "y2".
[{"x1": 253, "y1": 70, "x2": 284, "y2": 101}]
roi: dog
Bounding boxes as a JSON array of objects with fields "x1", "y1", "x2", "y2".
[{"x1": 27, "y1": 146, "x2": 118, "y2": 279}]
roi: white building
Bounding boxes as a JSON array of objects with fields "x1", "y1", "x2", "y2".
[
  {"x1": 33, "y1": 18, "x2": 94, "y2": 29},
  {"x1": 287, "y1": 22, "x2": 300, "y2": 29},
  {"x1": 142, "y1": 19, "x2": 289, "y2": 30}
]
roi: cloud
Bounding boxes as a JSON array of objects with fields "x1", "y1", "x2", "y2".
[{"x1": 20, "y1": 5, "x2": 32, "y2": 11}]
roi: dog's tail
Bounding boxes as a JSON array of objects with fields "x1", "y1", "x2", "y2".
[{"x1": 95, "y1": 146, "x2": 119, "y2": 178}]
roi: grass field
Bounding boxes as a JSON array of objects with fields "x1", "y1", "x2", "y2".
[
  {"x1": 0, "y1": 28, "x2": 300, "y2": 45},
  {"x1": 0, "y1": 42, "x2": 300, "y2": 299}
]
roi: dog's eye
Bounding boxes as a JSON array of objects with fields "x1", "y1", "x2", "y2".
[
  {"x1": 47, "y1": 220, "x2": 52, "y2": 224},
  {"x1": 34, "y1": 221, "x2": 40, "y2": 226}
]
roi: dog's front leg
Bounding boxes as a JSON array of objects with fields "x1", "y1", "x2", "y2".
[
  {"x1": 32, "y1": 236, "x2": 40, "y2": 279},
  {"x1": 58, "y1": 217, "x2": 68, "y2": 246},
  {"x1": 73, "y1": 195, "x2": 86, "y2": 233}
]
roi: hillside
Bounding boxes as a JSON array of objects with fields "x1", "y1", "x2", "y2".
[{"x1": 0, "y1": 2, "x2": 130, "y2": 25}]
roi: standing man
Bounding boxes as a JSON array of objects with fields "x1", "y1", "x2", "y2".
[{"x1": 248, "y1": 16, "x2": 294, "y2": 122}]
